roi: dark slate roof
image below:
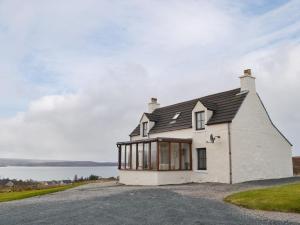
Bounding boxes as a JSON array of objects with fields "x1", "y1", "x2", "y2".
[
  {"x1": 130, "y1": 124, "x2": 140, "y2": 136},
  {"x1": 144, "y1": 113, "x2": 159, "y2": 122},
  {"x1": 130, "y1": 88, "x2": 248, "y2": 136}
]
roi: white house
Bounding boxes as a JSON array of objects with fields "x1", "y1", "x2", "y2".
[{"x1": 117, "y1": 69, "x2": 293, "y2": 185}]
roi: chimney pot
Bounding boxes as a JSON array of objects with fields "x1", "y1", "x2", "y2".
[
  {"x1": 148, "y1": 97, "x2": 160, "y2": 113},
  {"x1": 240, "y1": 68, "x2": 256, "y2": 92},
  {"x1": 151, "y1": 97, "x2": 157, "y2": 103},
  {"x1": 244, "y1": 69, "x2": 252, "y2": 76}
]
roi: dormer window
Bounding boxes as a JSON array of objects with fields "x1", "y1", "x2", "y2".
[
  {"x1": 142, "y1": 122, "x2": 148, "y2": 137},
  {"x1": 195, "y1": 111, "x2": 205, "y2": 130}
]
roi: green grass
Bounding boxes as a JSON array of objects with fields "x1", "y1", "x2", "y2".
[
  {"x1": 224, "y1": 182, "x2": 300, "y2": 213},
  {"x1": 0, "y1": 183, "x2": 85, "y2": 203}
]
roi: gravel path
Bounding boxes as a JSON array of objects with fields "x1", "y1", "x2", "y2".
[{"x1": 0, "y1": 177, "x2": 300, "y2": 225}]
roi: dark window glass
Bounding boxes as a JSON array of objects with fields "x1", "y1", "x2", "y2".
[
  {"x1": 170, "y1": 143, "x2": 180, "y2": 170},
  {"x1": 131, "y1": 144, "x2": 137, "y2": 170},
  {"x1": 195, "y1": 111, "x2": 205, "y2": 130},
  {"x1": 125, "y1": 145, "x2": 131, "y2": 169},
  {"x1": 181, "y1": 143, "x2": 191, "y2": 170},
  {"x1": 151, "y1": 142, "x2": 157, "y2": 170},
  {"x1": 197, "y1": 148, "x2": 207, "y2": 170},
  {"x1": 137, "y1": 143, "x2": 143, "y2": 170},
  {"x1": 142, "y1": 122, "x2": 148, "y2": 137},
  {"x1": 143, "y1": 143, "x2": 150, "y2": 169},
  {"x1": 159, "y1": 142, "x2": 169, "y2": 170},
  {"x1": 121, "y1": 145, "x2": 126, "y2": 169}
]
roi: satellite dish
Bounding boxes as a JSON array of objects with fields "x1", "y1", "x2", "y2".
[
  {"x1": 208, "y1": 134, "x2": 221, "y2": 143},
  {"x1": 210, "y1": 134, "x2": 215, "y2": 143}
]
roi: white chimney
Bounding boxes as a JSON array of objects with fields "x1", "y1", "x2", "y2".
[
  {"x1": 240, "y1": 69, "x2": 256, "y2": 93},
  {"x1": 148, "y1": 97, "x2": 160, "y2": 113}
]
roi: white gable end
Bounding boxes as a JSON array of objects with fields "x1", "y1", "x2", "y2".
[
  {"x1": 138, "y1": 113, "x2": 155, "y2": 139},
  {"x1": 139, "y1": 113, "x2": 149, "y2": 124},
  {"x1": 191, "y1": 101, "x2": 213, "y2": 130},
  {"x1": 230, "y1": 92, "x2": 293, "y2": 183}
]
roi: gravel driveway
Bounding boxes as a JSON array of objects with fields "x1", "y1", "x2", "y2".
[{"x1": 0, "y1": 177, "x2": 300, "y2": 225}]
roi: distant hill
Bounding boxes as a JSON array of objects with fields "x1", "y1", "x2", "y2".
[{"x1": 0, "y1": 158, "x2": 117, "y2": 167}]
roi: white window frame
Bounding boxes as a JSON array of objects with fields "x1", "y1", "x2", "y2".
[
  {"x1": 142, "y1": 122, "x2": 148, "y2": 137},
  {"x1": 195, "y1": 111, "x2": 205, "y2": 130}
]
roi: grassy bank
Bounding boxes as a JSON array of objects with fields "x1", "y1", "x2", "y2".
[
  {"x1": 0, "y1": 182, "x2": 85, "y2": 203},
  {"x1": 224, "y1": 182, "x2": 300, "y2": 213}
]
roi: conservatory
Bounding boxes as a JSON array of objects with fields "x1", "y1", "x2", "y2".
[{"x1": 116, "y1": 137, "x2": 192, "y2": 185}]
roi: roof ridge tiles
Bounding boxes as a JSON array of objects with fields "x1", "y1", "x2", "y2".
[{"x1": 152, "y1": 88, "x2": 240, "y2": 112}]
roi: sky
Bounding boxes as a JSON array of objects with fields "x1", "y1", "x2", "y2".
[{"x1": 0, "y1": 0, "x2": 299, "y2": 161}]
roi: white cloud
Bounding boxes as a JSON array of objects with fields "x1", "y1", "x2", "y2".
[
  {"x1": 235, "y1": 43, "x2": 300, "y2": 149},
  {"x1": 0, "y1": 0, "x2": 299, "y2": 161},
  {"x1": 0, "y1": 63, "x2": 153, "y2": 161}
]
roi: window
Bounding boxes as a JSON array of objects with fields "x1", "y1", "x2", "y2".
[
  {"x1": 195, "y1": 111, "x2": 205, "y2": 130},
  {"x1": 142, "y1": 122, "x2": 148, "y2": 137},
  {"x1": 172, "y1": 112, "x2": 181, "y2": 120},
  {"x1": 170, "y1": 143, "x2": 180, "y2": 170},
  {"x1": 181, "y1": 143, "x2": 191, "y2": 170},
  {"x1": 170, "y1": 112, "x2": 181, "y2": 124},
  {"x1": 197, "y1": 148, "x2": 207, "y2": 170},
  {"x1": 137, "y1": 143, "x2": 143, "y2": 170},
  {"x1": 118, "y1": 139, "x2": 192, "y2": 171},
  {"x1": 131, "y1": 144, "x2": 137, "y2": 170},
  {"x1": 143, "y1": 143, "x2": 150, "y2": 169},
  {"x1": 150, "y1": 142, "x2": 157, "y2": 170},
  {"x1": 121, "y1": 145, "x2": 126, "y2": 169},
  {"x1": 159, "y1": 142, "x2": 169, "y2": 170},
  {"x1": 125, "y1": 145, "x2": 131, "y2": 169}
]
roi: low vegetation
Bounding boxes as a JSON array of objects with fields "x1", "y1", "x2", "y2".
[
  {"x1": 224, "y1": 182, "x2": 300, "y2": 213},
  {"x1": 0, "y1": 182, "x2": 85, "y2": 202},
  {"x1": 0, "y1": 175, "x2": 117, "y2": 203}
]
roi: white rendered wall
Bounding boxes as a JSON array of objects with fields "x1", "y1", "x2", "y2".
[
  {"x1": 191, "y1": 123, "x2": 230, "y2": 183},
  {"x1": 124, "y1": 100, "x2": 231, "y2": 185},
  {"x1": 230, "y1": 92, "x2": 293, "y2": 183},
  {"x1": 119, "y1": 170, "x2": 192, "y2": 185},
  {"x1": 119, "y1": 170, "x2": 157, "y2": 185},
  {"x1": 191, "y1": 101, "x2": 230, "y2": 183},
  {"x1": 149, "y1": 128, "x2": 192, "y2": 139}
]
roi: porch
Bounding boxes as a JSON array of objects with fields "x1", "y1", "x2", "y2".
[{"x1": 116, "y1": 137, "x2": 192, "y2": 171}]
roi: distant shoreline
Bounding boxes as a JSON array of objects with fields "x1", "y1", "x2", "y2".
[
  {"x1": 0, "y1": 165, "x2": 117, "y2": 168},
  {"x1": 0, "y1": 158, "x2": 117, "y2": 168},
  {"x1": 0, "y1": 165, "x2": 118, "y2": 181}
]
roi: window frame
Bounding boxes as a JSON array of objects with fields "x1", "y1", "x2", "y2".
[
  {"x1": 117, "y1": 139, "x2": 192, "y2": 171},
  {"x1": 197, "y1": 148, "x2": 207, "y2": 170},
  {"x1": 172, "y1": 112, "x2": 181, "y2": 120},
  {"x1": 142, "y1": 122, "x2": 148, "y2": 137},
  {"x1": 195, "y1": 111, "x2": 205, "y2": 130}
]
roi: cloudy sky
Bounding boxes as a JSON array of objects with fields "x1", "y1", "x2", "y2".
[{"x1": 0, "y1": 0, "x2": 299, "y2": 161}]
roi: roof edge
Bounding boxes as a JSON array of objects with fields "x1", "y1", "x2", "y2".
[
  {"x1": 256, "y1": 93, "x2": 293, "y2": 147},
  {"x1": 152, "y1": 88, "x2": 240, "y2": 112}
]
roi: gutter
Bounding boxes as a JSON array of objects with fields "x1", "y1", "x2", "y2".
[{"x1": 228, "y1": 123, "x2": 233, "y2": 184}]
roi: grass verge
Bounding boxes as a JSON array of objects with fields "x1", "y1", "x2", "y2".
[
  {"x1": 0, "y1": 182, "x2": 85, "y2": 203},
  {"x1": 224, "y1": 182, "x2": 300, "y2": 213}
]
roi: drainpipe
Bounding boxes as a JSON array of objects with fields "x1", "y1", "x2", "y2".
[{"x1": 228, "y1": 123, "x2": 233, "y2": 184}]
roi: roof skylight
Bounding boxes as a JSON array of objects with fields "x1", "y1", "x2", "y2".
[{"x1": 172, "y1": 112, "x2": 181, "y2": 120}]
